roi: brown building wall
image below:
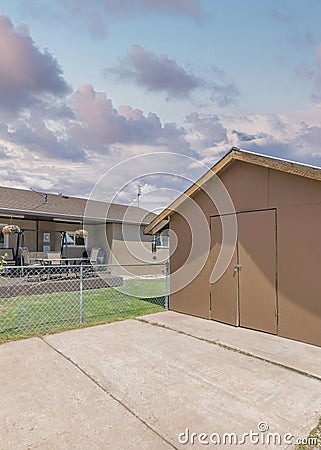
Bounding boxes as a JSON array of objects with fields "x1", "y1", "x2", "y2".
[
  {"x1": 269, "y1": 170, "x2": 321, "y2": 347},
  {"x1": 170, "y1": 209, "x2": 210, "y2": 318},
  {"x1": 169, "y1": 161, "x2": 321, "y2": 347},
  {"x1": 169, "y1": 161, "x2": 270, "y2": 320}
]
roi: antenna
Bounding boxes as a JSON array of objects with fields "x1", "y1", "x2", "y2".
[
  {"x1": 31, "y1": 187, "x2": 48, "y2": 204},
  {"x1": 137, "y1": 184, "x2": 142, "y2": 208}
]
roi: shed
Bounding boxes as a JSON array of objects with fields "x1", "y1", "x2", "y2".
[{"x1": 145, "y1": 148, "x2": 321, "y2": 347}]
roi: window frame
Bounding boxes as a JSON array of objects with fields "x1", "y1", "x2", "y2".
[{"x1": 65, "y1": 231, "x2": 88, "y2": 247}]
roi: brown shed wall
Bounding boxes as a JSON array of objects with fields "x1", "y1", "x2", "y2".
[{"x1": 169, "y1": 160, "x2": 321, "y2": 347}]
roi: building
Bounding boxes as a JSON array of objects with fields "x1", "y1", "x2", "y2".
[
  {"x1": 0, "y1": 186, "x2": 168, "y2": 265},
  {"x1": 146, "y1": 148, "x2": 321, "y2": 347}
]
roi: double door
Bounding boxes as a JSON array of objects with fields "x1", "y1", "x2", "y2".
[{"x1": 210, "y1": 209, "x2": 277, "y2": 334}]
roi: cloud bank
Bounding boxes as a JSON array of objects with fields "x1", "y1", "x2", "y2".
[
  {"x1": 0, "y1": 11, "x2": 321, "y2": 207},
  {"x1": 0, "y1": 13, "x2": 70, "y2": 115}
]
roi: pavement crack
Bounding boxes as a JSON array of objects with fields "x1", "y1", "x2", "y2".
[
  {"x1": 135, "y1": 318, "x2": 321, "y2": 383},
  {"x1": 40, "y1": 336, "x2": 178, "y2": 450}
]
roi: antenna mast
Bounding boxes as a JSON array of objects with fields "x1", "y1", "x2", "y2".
[{"x1": 137, "y1": 184, "x2": 142, "y2": 208}]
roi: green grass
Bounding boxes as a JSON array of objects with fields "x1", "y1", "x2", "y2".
[
  {"x1": 296, "y1": 417, "x2": 321, "y2": 449},
  {"x1": 0, "y1": 279, "x2": 165, "y2": 342}
]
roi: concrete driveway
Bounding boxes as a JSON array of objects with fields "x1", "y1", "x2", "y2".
[{"x1": 1, "y1": 311, "x2": 321, "y2": 449}]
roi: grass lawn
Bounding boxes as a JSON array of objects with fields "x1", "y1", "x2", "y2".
[
  {"x1": 296, "y1": 417, "x2": 321, "y2": 449},
  {"x1": 0, "y1": 279, "x2": 165, "y2": 341}
]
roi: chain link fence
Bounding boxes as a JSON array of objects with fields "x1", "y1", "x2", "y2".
[{"x1": 0, "y1": 262, "x2": 168, "y2": 341}]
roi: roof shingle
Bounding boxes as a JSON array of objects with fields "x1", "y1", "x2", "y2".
[{"x1": 0, "y1": 186, "x2": 155, "y2": 224}]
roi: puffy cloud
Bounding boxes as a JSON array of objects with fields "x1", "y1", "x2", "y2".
[
  {"x1": 205, "y1": 65, "x2": 240, "y2": 107},
  {"x1": 69, "y1": 84, "x2": 194, "y2": 155},
  {"x1": 185, "y1": 112, "x2": 228, "y2": 148},
  {"x1": 108, "y1": 47, "x2": 239, "y2": 106},
  {"x1": 109, "y1": 45, "x2": 200, "y2": 99},
  {"x1": 231, "y1": 130, "x2": 267, "y2": 142},
  {"x1": 0, "y1": 13, "x2": 70, "y2": 115},
  {"x1": 1, "y1": 10, "x2": 321, "y2": 203},
  {"x1": 0, "y1": 112, "x2": 86, "y2": 163},
  {"x1": 3, "y1": 100, "x2": 321, "y2": 206},
  {"x1": 225, "y1": 111, "x2": 321, "y2": 167},
  {"x1": 295, "y1": 122, "x2": 321, "y2": 158},
  {"x1": 209, "y1": 82, "x2": 239, "y2": 107}
]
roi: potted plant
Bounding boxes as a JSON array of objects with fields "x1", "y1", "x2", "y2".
[
  {"x1": 75, "y1": 229, "x2": 88, "y2": 238},
  {"x1": 2, "y1": 225, "x2": 21, "y2": 234}
]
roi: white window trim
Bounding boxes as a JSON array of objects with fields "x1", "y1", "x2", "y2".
[
  {"x1": 65, "y1": 231, "x2": 88, "y2": 247},
  {"x1": 153, "y1": 234, "x2": 169, "y2": 249}
]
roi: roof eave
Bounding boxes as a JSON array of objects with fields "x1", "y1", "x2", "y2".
[
  {"x1": 144, "y1": 147, "x2": 321, "y2": 235},
  {"x1": 0, "y1": 207, "x2": 151, "y2": 226}
]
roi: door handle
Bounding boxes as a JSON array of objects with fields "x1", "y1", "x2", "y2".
[{"x1": 233, "y1": 264, "x2": 242, "y2": 272}]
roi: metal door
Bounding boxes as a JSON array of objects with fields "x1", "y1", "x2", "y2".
[
  {"x1": 237, "y1": 209, "x2": 277, "y2": 334},
  {"x1": 210, "y1": 209, "x2": 277, "y2": 333},
  {"x1": 209, "y1": 215, "x2": 239, "y2": 325}
]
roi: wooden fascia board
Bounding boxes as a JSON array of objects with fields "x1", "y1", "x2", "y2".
[
  {"x1": 234, "y1": 151, "x2": 321, "y2": 181},
  {"x1": 144, "y1": 152, "x2": 235, "y2": 234},
  {"x1": 144, "y1": 149, "x2": 321, "y2": 235}
]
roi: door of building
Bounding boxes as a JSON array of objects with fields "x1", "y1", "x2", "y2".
[{"x1": 210, "y1": 209, "x2": 277, "y2": 334}]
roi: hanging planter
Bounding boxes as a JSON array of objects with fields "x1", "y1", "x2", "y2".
[
  {"x1": 2, "y1": 224, "x2": 21, "y2": 234},
  {"x1": 75, "y1": 229, "x2": 88, "y2": 238}
]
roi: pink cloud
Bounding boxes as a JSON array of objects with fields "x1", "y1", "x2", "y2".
[
  {"x1": 0, "y1": 13, "x2": 70, "y2": 114},
  {"x1": 185, "y1": 112, "x2": 228, "y2": 148},
  {"x1": 109, "y1": 45, "x2": 200, "y2": 98},
  {"x1": 69, "y1": 84, "x2": 193, "y2": 153}
]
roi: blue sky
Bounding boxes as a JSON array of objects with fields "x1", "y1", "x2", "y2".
[{"x1": 1, "y1": 0, "x2": 321, "y2": 211}]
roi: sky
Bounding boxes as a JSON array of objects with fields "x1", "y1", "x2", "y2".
[{"x1": 1, "y1": 0, "x2": 321, "y2": 212}]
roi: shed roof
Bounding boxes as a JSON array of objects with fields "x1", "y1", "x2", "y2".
[
  {"x1": 0, "y1": 186, "x2": 155, "y2": 225},
  {"x1": 145, "y1": 147, "x2": 321, "y2": 235}
]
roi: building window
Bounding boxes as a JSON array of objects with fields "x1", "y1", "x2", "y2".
[
  {"x1": 65, "y1": 232, "x2": 87, "y2": 247},
  {"x1": 153, "y1": 234, "x2": 169, "y2": 249}
]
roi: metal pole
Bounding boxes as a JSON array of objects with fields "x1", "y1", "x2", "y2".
[
  {"x1": 164, "y1": 261, "x2": 169, "y2": 310},
  {"x1": 79, "y1": 264, "x2": 83, "y2": 324}
]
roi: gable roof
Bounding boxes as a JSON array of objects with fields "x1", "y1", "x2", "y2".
[
  {"x1": 145, "y1": 147, "x2": 321, "y2": 235},
  {"x1": 0, "y1": 186, "x2": 155, "y2": 225}
]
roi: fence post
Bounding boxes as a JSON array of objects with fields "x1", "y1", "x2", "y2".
[
  {"x1": 79, "y1": 264, "x2": 83, "y2": 324},
  {"x1": 164, "y1": 261, "x2": 169, "y2": 310}
]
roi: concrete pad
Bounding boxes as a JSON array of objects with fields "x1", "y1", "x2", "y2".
[
  {"x1": 45, "y1": 319, "x2": 321, "y2": 449},
  {"x1": 141, "y1": 311, "x2": 321, "y2": 380},
  {"x1": 0, "y1": 338, "x2": 172, "y2": 450}
]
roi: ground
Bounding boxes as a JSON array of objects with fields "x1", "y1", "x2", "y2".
[{"x1": 0, "y1": 311, "x2": 321, "y2": 449}]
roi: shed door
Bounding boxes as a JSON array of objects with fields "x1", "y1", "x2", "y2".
[
  {"x1": 209, "y1": 215, "x2": 239, "y2": 326},
  {"x1": 238, "y1": 210, "x2": 277, "y2": 334},
  {"x1": 210, "y1": 209, "x2": 277, "y2": 334}
]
